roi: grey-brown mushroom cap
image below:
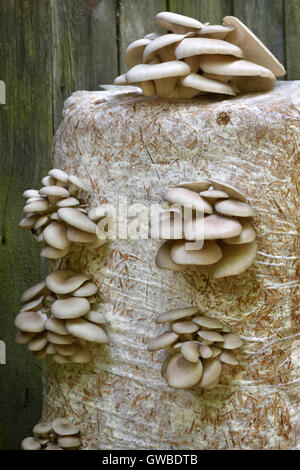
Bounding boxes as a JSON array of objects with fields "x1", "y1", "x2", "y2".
[
  {"x1": 143, "y1": 33, "x2": 187, "y2": 63},
  {"x1": 15, "y1": 311, "x2": 47, "y2": 333},
  {"x1": 126, "y1": 38, "x2": 151, "y2": 69},
  {"x1": 126, "y1": 61, "x2": 191, "y2": 83},
  {"x1": 156, "y1": 306, "x2": 199, "y2": 324},
  {"x1": 215, "y1": 199, "x2": 256, "y2": 218},
  {"x1": 212, "y1": 241, "x2": 257, "y2": 279},
  {"x1": 57, "y1": 436, "x2": 81, "y2": 449},
  {"x1": 170, "y1": 240, "x2": 223, "y2": 266},
  {"x1": 21, "y1": 436, "x2": 41, "y2": 450},
  {"x1": 33, "y1": 423, "x2": 52, "y2": 438},
  {"x1": 45, "y1": 270, "x2": 89, "y2": 294},
  {"x1": 223, "y1": 16, "x2": 286, "y2": 77},
  {"x1": 180, "y1": 73, "x2": 236, "y2": 96},
  {"x1": 166, "y1": 353, "x2": 203, "y2": 389},
  {"x1": 43, "y1": 222, "x2": 70, "y2": 251},
  {"x1": 198, "y1": 358, "x2": 222, "y2": 389},
  {"x1": 163, "y1": 188, "x2": 213, "y2": 214},
  {"x1": 148, "y1": 331, "x2": 179, "y2": 351},
  {"x1": 21, "y1": 281, "x2": 47, "y2": 304},
  {"x1": 155, "y1": 240, "x2": 185, "y2": 272},
  {"x1": 224, "y1": 220, "x2": 256, "y2": 245},
  {"x1": 65, "y1": 318, "x2": 109, "y2": 344},
  {"x1": 184, "y1": 214, "x2": 243, "y2": 241},
  {"x1": 181, "y1": 341, "x2": 200, "y2": 363},
  {"x1": 177, "y1": 180, "x2": 210, "y2": 192},
  {"x1": 51, "y1": 297, "x2": 91, "y2": 319},
  {"x1": 175, "y1": 37, "x2": 244, "y2": 60},
  {"x1": 52, "y1": 418, "x2": 80, "y2": 436},
  {"x1": 209, "y1": 180, "x2": 248, "y2": 202},
  {"x1": 57, "y1": 208, "x2": 96, "y2": 234}
]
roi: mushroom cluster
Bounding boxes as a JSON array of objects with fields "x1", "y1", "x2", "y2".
[
  {"x1": 15, "y1": 270, "x2": 109, "y2": 363},
  {"x1": 19, "y1": 169, "x2": 103, "y2": 258},
  {"x1": 149, "y1": 307, "x2": 243, "y2": 390},
  {"x1": 114, "y1": 11, "x2": 286, "y2": 98},
  {"x1": 21, "y1": 418, "x2": 81, "y2": 450},
  {"x1": 154, "y1": 179, "x2": 257, "y2": 278}
]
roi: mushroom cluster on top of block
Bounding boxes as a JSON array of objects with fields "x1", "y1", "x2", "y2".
[{"x1": 114, "y1": 11, "x2": 286, "y2": 98}]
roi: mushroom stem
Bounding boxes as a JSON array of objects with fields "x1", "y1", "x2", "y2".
[{"x1": 140, "y1": 80, "x2": 156, "y2": 97}]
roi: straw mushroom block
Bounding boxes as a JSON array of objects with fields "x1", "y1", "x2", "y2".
[{"x1": 46, "y1": 82, "x2": 300, "y2": 449}]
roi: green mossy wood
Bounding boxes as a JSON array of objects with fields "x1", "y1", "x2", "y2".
[{"x1": 0, "y1": 0, "x2": 299, "y2": 450}]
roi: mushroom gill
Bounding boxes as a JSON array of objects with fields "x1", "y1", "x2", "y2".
[
  {"x1": 114, "y1": 11, "x2": 286, "y2": 98},
  {"x1": 15, "y1": 270, "x2": 109, "y2": 363},
  {"x1": 153, "y1": 179, "x2": 257, "y2": 279},
  {"x1": 21, "y1": 417, "x2": 81, "y2": 450},
  {"x1": 148, "y1": 307, "x2": 243, "y2": 390}
]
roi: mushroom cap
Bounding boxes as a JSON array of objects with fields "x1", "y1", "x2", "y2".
[
  {"x1": 57, "y1": 436, "x2": 81, "y2": 449},
  {"x1": 21, "y1": 436, "x2": 41, "y2": 450},
  {"x1": 33, "y1": 423, "x2": 52, "y2": 438},
  {"x1": 177, "y1": 180, "x2": 210, "y2": 192},
  {"x1": 166, "y1": 353, "x2": 203, "y2": 389},
  {"x1": 34, "y1": 214, "x2": 49, "y2": 230},
  {"x1": 27, "y1": 332, "x2": 48, "y2": 351},
  {"x1": 198, "y1": 55, "x2": 276, "y2": 81},
  {"x1": 40, "y1": 245, "x2": 69, "y2": 259},
  {"x1": 45, "y1": 443, "x2": 64, "y2": 450},
  {"x1": 52, "y1": 418, "x2": 80, "y2": 436},
  {"x1": 175, "y1": 38, "x2": 244, "y2": 60},
  {"x1": 180, "y1": 73, "x2": 235, "y2": 96},
  {"x1": 48, "y1": 168, "x2": 69, "y2": 183},
  {"x1": 148, "y1": 331, "x2": 179, "y2": 351},
  {"x1": 46, "y1": 331, "x2": 75, "y2": 345},
  {"x1": 126, "y1": 61, "x2": 191, "y2": 83},
  {"x1": 42, "y1": 175, "x2": 56, "y2": 186},
  {"x1": 45, "y1": 270, "x2": 89, "y2": 294},
  {"x1": 181, "y1": 341, "x2": 200, "y2": 363},
  {"x1": 220, "y1": 350, "x2": 239, "y2": 365},
  {"x1": 193, "y1": 316, "x2": 224, "y2": 330},
  {"x1": 156, "y1": 306, "x2": 199, "y2": 324},
  {"x1": 222, "y1": 333, "x2": 243, "y2": 350},
  {"x1": 198, "y1": 24, "x2": 235, "y2": 40},
  {"x1": 23, "y1": 189, "x2": 40, "y2": 199},
  {"x1": 65, "y1": 318, "x2": 109, "y2": 344},
  {"x1": 155, "y1": 11, "x2": 203, "y2": 34},
  {"x1": 212, "y1": 241, "x2": 257, "y2": 279},
  {"x1": 19, "y1": 215, "x2": 40, "y2": 229},
  {"x1": 198, "y1": 330, "x2": 224, "y2": 342},
  {"x1": 43, "y1": 222, "x2": 70, "y2": 251},
  {"x1": 150, "y1": 213, "x2": 184, "y2": 240},
  {"x1": 68, "y1": 175, "x2": 89, "y2": 192},
  {"x1": 23, "y1": 199, "x2": 49, "y2": 213},
  {"x1": 20, "y1": 295, "x2": 44, "y2": 312},
  {"x1": 198, "y1": 358, "x2": 222, "y2": 389},
  {"x1": 185, "y1": 214, "x2": 243, "y2": 241},
  {"x1": 163, "y1": 188, "x2": 213, "y2": 214},
  {"x1": 66, "y1": 226, "x2": 97, "y2": 243},
  {"x1": 15, "y1": 311, "x2": 46, "y2": 333},
  {"x1": 57, "y1": 208, "x2": 96, "y2": 233},
  {"x1": 45, "y1": 317, "x2": 68, "y2": 335},
  {"x1": 51, "y1": 297, "x2": 91, "y2": 319},
  {"x1": 200, "y1": 189, "x2": 229, "y2": 199},
  {"x1": 224, "y1": 220, "x2": 256, "y2": 245},
  {"x1": 113, "y1": 74, "x2": 129, "y2": 86},
  {"x1": 39, "y1": 185, "x2": 69, "y2": 198},
  {"x1": 56, "y1": 197, "x2": 80, "y2": 208},
  {"x1": 199, "y1": 344, "x2": 213, "y2": 359},
  {"x1": 223, "y1": 16, "x2": 286, "y2": 77},
  {"x1": 170, "y1": 240, "x2": 223, "y2": 265},
  {"x1": 126, "y1": 38, "x2": 151, "y2": 69},
  {"x1": 84, "y1": 310, "x2": 106, "y2": 324},
  {"x1": 143, "y1": 33, "x2": 186, "y2": 63},
  {"x1": 209, "y1": 180, "x2": 248, "y2": 202},
  {"x1": 155, "y1": 240, "x2": 185, "y2": 272},
  {"x1": 215, "y1": 199, "x2": 256, "y2": 218},
  {"x1": 72, "y1": 281, "x2": 98, "y2": 297},
  {"x1": 172, "y1": 321, "x2": 199, "y2": 334},
  {"x1": 15, "y1": 330, "x2": 35, "y2": 344}
]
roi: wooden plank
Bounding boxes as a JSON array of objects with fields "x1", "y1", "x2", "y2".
[
  {"x1": 168, "y1": 0, "x2": 233, "y2": 24},
  {"x1": 119, "y1": 0, "x2": 167, "y2": 74},
  {"x1": 233, "y1": 0, "x2": 286, "y2": 74},
  {"x1": 51, "y1": 0, "x2": 118, "y2": 130},
  {"x1": 285, "y1": 0, "x2": 300, "y2": 80},
  {"x1": 0, "y1": 0, "x2": 53, "y2": 450}
]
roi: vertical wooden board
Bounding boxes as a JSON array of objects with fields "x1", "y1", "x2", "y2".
[
  {"x1": 285, "y1": 0, "x2": 300, "y2": 80},
  {"x1": 233, "y1": 0, "x2": 286, "y2": 73},
  {"x1": 168, "y1": 0, "x2": 233, "y2": 24},
  {"x1": 119, "y1": 0, "x2": 167, "y2": 74},
  {"x1": 0, "y1": 0, "x2": 52, "y2": 450},
  {"x1": 51, "y1": 0, "x2": 118, "y2": 131}
]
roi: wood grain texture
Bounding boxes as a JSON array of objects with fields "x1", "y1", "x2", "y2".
[
  {"x1": 119, "y1": 0, "x2": 167, "y2": 74},
  {"x1": 51, "y1": 0, "x2": 118, "y2": 130},
  {"x1": 233, "y1": 0, "x2": 286, "y2": 74},
  {"x1": 168, "y1": 0, "x2": 233, "y2": 23},
  {"x1": 285, "y1": 0, "x2": 300, "y2": 80},
  {"x1": 0, "y1": 0, "x2": 52, "y2": 450}
]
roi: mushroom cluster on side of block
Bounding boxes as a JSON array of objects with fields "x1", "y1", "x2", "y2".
[
  {"x1": 154, "y1": 179, "x2": 257, "y2": 278},
  {"x1": 19, "y1": 169, "x2": 105, "y2": 258},
  {"x1": 114, "y1": 11, "x2": 286, "y2": 98},
  {"x1": 15, "y1": 270, "x2": 109, "y2": 363},
  {"x1": 21, "y1": 418, "x2": 81, "y2": 450},
  {"x1": 149, "y1": 307, "x2": 243, "y2": 390}
]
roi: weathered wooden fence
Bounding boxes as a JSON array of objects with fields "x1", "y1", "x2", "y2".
[{"x1": 0, "y1": 0, "x2": 299, "y2": 450}]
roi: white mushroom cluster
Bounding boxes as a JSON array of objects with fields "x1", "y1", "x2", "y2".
[
  {"x1": 19, "y1": 169, "x2": 103, "y2": 258},
  {"x1": 154, "y1": 179, "x2": 257, "y2": 278},
  {"x1": 149, "y1": 307, "x2": 243, "y2": 390},
  {"x1": 15, "y1": 270, "x2": 109, "y2": 363},
  {"x1": 114, "y1": 11, "x2": 286, "y2": 98},
  {"x1": 21, "y1": 418, "x2": 81, "y2": 450}
]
